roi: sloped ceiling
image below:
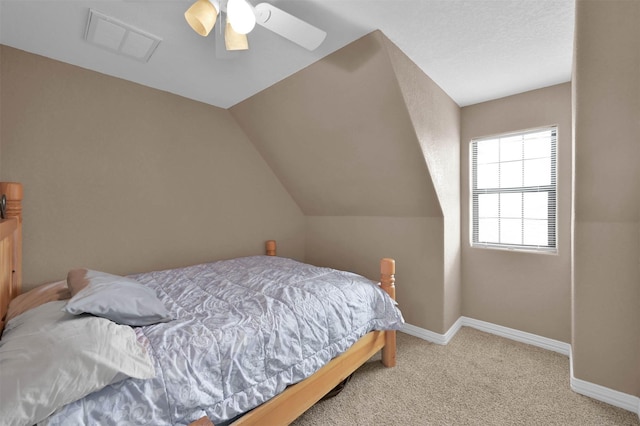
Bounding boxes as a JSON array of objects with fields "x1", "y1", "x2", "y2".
[
  {"x1": 0, "y1": 1, "x2": 575, "y2": 108},
  {"x1": 231, "y1": 32, "x2": 442, "y2": 217}
]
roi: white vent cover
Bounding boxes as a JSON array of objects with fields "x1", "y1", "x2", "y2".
[{"x1": 84, "y1": 9, "x2": 161, "y2": 62}]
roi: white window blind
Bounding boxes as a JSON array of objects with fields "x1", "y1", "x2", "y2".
[{"x1": 471, "y1": 127, "x2": 557, "y2": 252}]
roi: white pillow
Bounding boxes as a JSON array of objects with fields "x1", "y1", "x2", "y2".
[
  {"x1": 0, "y1": 301, "x2": 156, "y2": 426},
  {"x1": 65, "y1": 268, "x2": 173, "y2": 326}
]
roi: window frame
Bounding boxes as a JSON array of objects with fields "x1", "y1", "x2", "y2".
[{"x1": 470, "y1": 126, "x2": 558, "y2": 254}]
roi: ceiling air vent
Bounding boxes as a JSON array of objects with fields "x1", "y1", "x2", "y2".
[{"x1": 84, "y1": 9, "x2": 162, "y2": 62}]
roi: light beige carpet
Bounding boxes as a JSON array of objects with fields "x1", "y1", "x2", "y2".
[{"x1": 292, "y1": 328, "x2": 639, "y2": 425}]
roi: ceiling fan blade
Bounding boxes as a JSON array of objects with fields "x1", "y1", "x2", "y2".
[{"x1": 254, "y1": 2, "x2": 326, "y2": 51}]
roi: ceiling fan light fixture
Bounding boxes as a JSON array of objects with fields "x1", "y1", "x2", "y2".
[
  {"x1": 227, "y1": 0, "x2": 256, "y2": 35},
  {"x1": 225, "y1": 21, "x2": 249, "y2": 51},
  {"x1": 185, "y1": 0, "x2": 220, "y2": 37}
]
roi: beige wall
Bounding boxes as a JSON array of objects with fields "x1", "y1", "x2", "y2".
[
  {"x1": 0, "y1": 45, "x2": 306, "y2": 288},
  {"x1": 306, "y1": 216, "x2": 445, "y2": 329},
  {"x1": 384, "y1": 36, "x2": 461, "y2": 333},
  {"x1": 231, "y1": 33, "x2": 440, "y2": 218},
  {"x1": 461, "y1": 83, "x2": 572, "y2": 343},
  {"x1": 572, "y1": 0, "x2": 639, "y2": 397},
  {"x1": 231, "y1": 32, "x2": 461, "y2": 333}
]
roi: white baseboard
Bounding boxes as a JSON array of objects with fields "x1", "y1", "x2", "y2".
[
  {"x1": 401, "y1": 323, "x2": 446, "y2": 345},
  {"x1": 401, "y1": 317, "x2": 639, "y2": 419},
  {"x1": 571, "y1": 375, "x2": 640, "y2": 416},
  {"x1": 402, "y1": 317, "x2": 569, "y2": 355},
  {"x1": 568, "y1": 347, "x2": 640, "y2": 418},
  {"x1": 460, "y1": 316, "x2": 571, "y2": 356},
  {"x1": 402, "y1": 317, "x2": 462, "y2": 345}
]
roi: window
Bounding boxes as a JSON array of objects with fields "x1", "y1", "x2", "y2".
[{"x1": 471, "y1": 127, "x2": 557, "y2": 252}]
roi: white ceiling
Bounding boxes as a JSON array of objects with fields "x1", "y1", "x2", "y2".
[{"x1": 0, "y1": 0, "x2": 575, "y2": 109}]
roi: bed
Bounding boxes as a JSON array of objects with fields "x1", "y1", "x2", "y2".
[{"x1": 0, "y1": 181, "x2": 403, "y2": 425}]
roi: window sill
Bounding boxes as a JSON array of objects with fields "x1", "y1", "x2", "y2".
[{"x1": 471, "y1": 243, "x2": 558, "y2": 255}]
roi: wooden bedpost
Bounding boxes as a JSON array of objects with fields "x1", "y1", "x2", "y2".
[
  {"x1": 380, "y1": 258, "x2": 396, "y2": 367},
  {"x1": 265, "y1": 240, "x2": 276, "y2": 256},
  {"x1": 0, "y1": 182, "x2": 23, "y2": 297},
  {"x1": 0, "y1": 182, "x2": 23, "y2": 334}
]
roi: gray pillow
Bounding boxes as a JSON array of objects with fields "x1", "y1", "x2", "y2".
[
  {"x1": 0, "y1": 301, "x2": 156, "y2": 426},
  {"x1": 64, "y1": 268, "x2": 173, "y2": 326}
]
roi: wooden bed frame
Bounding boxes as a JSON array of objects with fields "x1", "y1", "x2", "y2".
[
  {"x1": 0, "y1": 182, "x2": 22, "y2": 335},
  {"x1": 0, "y1": 181, "x2": 397, "y2": 426}
]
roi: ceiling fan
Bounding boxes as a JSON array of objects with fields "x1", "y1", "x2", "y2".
[{"x1": 184, "y1": 0, "x2": 327, "y2": 51}]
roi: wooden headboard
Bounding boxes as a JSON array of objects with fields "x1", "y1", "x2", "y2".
[{"x1": 0, "y1": 182, "x2": 23, "y2": 334}]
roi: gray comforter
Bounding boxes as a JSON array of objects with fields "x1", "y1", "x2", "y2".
[{"x1": 43, "y1": 256, "x2": 404, "y2": 425}]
